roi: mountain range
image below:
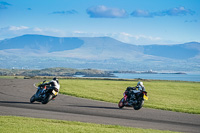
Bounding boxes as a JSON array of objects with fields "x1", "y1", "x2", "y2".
[{"x1": 0, "y1": 34, "x2": 200, "y2": 72}]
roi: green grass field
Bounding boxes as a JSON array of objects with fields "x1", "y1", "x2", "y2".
[
  {"x1": 59, "y1": 79, "x2": 200, "y2": 114},
  {"x1": 0, "y1": 116, "x2": 179, "y2": 133}
]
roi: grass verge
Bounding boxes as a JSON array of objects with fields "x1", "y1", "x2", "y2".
[
  {"x1": 0, "y1": 116, "x2": 179, "y2": 133},
  {"x1": 59, "y1": 79, "x2": 200, "y2": 114}
]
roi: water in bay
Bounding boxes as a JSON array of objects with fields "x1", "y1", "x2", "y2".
[{"x1": 113, "y1": 73, "x2": 200, "y2": 82}]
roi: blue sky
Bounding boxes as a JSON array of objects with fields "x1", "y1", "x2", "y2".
[{"x1": 0, "y1": 0, "x2": 200, "y2": 45}]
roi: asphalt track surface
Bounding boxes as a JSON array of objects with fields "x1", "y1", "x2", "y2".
[{"x1": 0, "y1": 79, "x2": 200, "y2": 133}]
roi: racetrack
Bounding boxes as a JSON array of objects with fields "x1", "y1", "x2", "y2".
[{"x1": 0, "y1": 78, "x2": 200, "y2": 133}]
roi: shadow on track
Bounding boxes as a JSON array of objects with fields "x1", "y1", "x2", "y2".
[
  {"x1": 0, "y1": 101, "x2": 40, "y2": 104},
  {"x1": 68, "y1": 105, "x2": 130, "y2": 110}
]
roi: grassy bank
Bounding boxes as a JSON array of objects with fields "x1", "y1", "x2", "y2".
[
  {"x1": 59, "y1": 79, "x2": 200, "y2": 114},
  {"x1": 0, "y1": 116, "x2": 179, "y2": 133}
]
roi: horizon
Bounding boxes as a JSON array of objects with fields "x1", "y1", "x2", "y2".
[{"x1": 1, "y1": 0, "x2": 200, "y2": 45}]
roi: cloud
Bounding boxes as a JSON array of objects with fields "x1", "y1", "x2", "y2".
[
  {"x1": 113, "y1": 32, "x2": 162, "y2": 45},
  {"x1": 131, "y1": 10, "x2": 152, "y2": 17},
  {"x1": 156, "y1": 7, "x2": 195, "y2": 16},
  {"x1": 8, "y1": 26, "x2": 29, "y2": 31},
  {"x1": 131, "y1": 7, "x2": 195, "y2": 18},
  {"x1": 51, "y1": 10, "x2": 78, "y2": 15},
  {"x1": 87, "y1": 5, "x2": 128, "y2": 18},
  {"x1": 0, "y1": 1, "x2": 11, "y2": 9}
]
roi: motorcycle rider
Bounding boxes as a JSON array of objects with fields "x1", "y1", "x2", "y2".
[
  {"x1": 125, "y1": 81, "x2": 145, "y2": 102},
  {"x1": 40, "y1": 77, "x2": 60, "y2": 100}
]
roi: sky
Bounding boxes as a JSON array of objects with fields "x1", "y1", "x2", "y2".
[{"x1": 0, "y1": 0, "x2": 200, "y2": 45}]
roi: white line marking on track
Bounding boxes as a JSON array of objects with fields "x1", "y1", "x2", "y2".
[{"x1": 33, "y1": 83, "x2": 37, "y2": 88}]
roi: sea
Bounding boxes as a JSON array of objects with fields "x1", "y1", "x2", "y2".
[{"x1": 112, "y1": 73, "x2": 200, "y2": 82}]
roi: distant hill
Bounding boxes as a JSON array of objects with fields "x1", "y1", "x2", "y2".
[
  {"x1": 142, "y1": 43, "x2": 199, "y2": 59},
  {"x1": 0, "y1": 34, "x2": 200, "y2": 71},
  {"x1": 0, "y1": 34, "x2": 84, "y2": 52}
]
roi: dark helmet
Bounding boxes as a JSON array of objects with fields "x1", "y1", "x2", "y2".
[
  {"x1": 53, "y1": 77, "x2": 58, "y2": 81},
  {"x1": 53, "y1": 77, "x2": 59, "y2": 83}
]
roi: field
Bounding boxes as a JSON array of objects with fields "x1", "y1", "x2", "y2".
[
  {"x1": 0, "y1": 116, "x2": 179, "y2": 133},
  {"x1": 59, "y1": 79, "x2": 200, "y2": 114}
]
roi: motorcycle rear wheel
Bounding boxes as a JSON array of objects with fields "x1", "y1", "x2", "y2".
[{"x1": 118, "y1": 98, "x2": 124, "y2": 108}]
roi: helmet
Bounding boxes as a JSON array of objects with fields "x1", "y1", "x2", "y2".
[
  {"x1": 137, "y1": 81, "x2": 144, "y2": 87},
  {"x1": 53, "y1": 77, "x2": 59, "y2": 83},
  {"x1": 53, "y1": 77, "x2": 58, "y2": 81}
]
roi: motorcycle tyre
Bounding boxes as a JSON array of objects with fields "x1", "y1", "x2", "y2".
[
  {"x1": 133, "y1": 97, "x2": 144, "y2": 110},
  {"x1": 42, "y1": 94, "x2": 52, "y2": 104},
  {"x1": 30, "y1": 94, "x2": 35, "y2": 103},
  {"x1": 118, "y1": 98, "x2": 124, "y2": 109}
]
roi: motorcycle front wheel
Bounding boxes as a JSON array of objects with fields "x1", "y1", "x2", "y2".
[
  {"x1": 118, "y1": 98, "x2": 125, "y2": 108},
  {"x1": 30, "y1": 94, "x2": 35, "y2": 103},
  {"x1": 133, "y1": 97, "x2": 144, "y2": 110},
  {"x1": 42, "y1": 94, "x2": 52, "y2": 104}
]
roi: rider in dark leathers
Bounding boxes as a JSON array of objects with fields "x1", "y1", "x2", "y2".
[{"x1": 125, "y1": 81, "x2": 145, "y2": 102}]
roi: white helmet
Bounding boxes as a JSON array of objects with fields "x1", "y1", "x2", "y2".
[{"x1": 137, "y1": 81, "x2": 144, "y2": 87}]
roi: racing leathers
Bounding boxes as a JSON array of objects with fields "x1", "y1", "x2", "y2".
[
  {"x1": 125, "y1": 84, "x2": 145, "y2": 103},
  {"x1": 40, "y1": 79, "x2": 60, "y2": 99}
]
